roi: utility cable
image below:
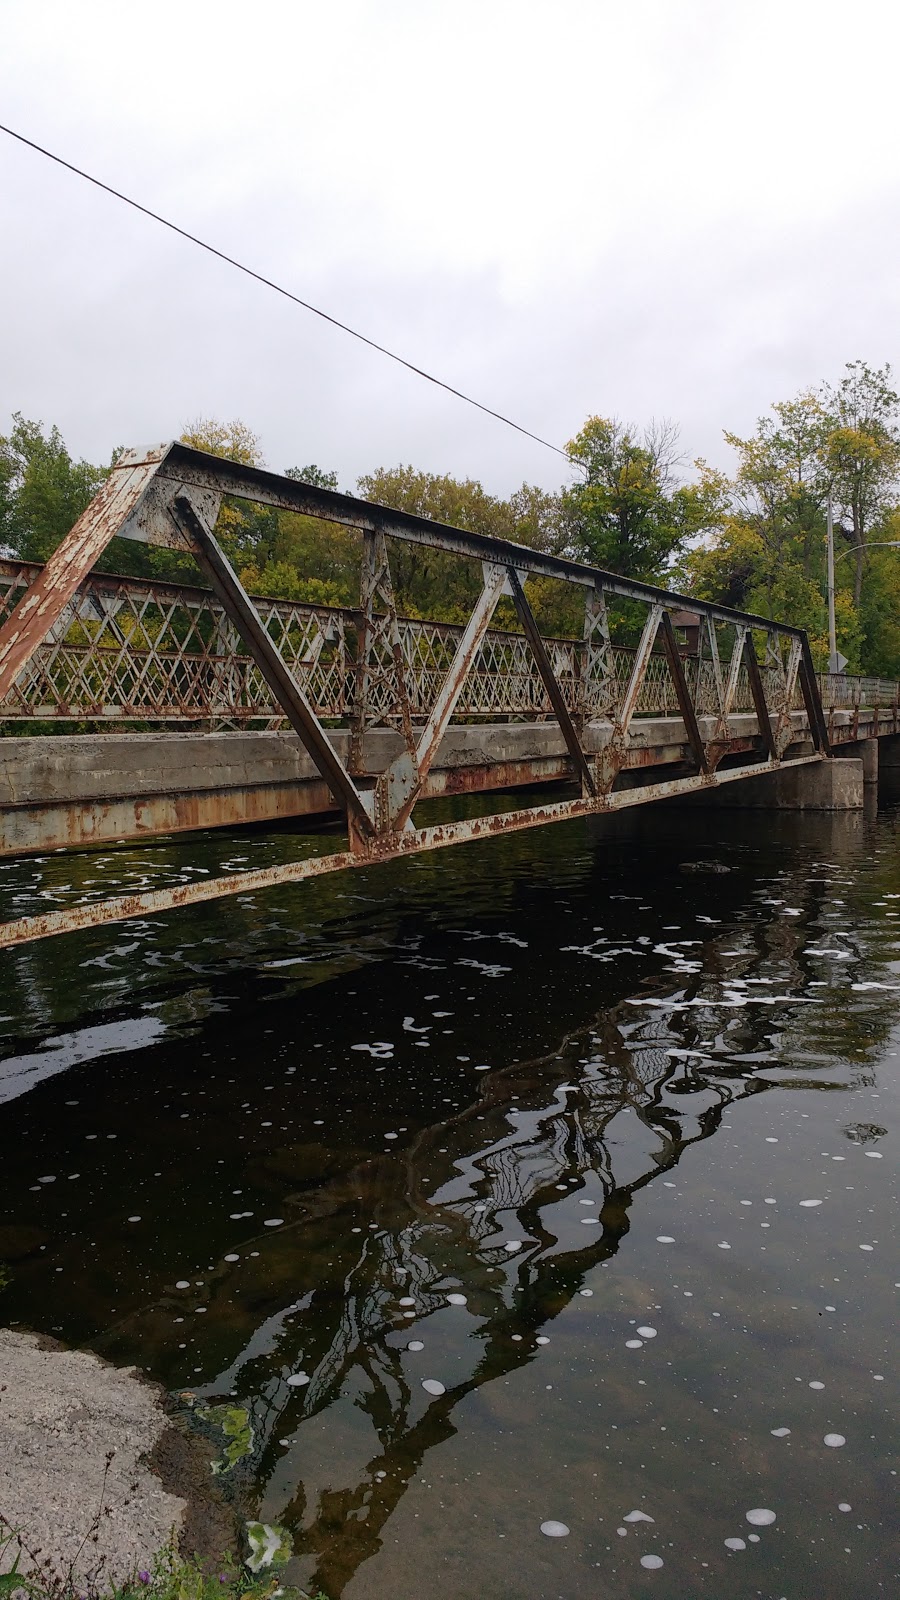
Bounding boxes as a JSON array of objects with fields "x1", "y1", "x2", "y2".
[{"x1": 0, "y1": 121, "x2": 579, "y2": 470}]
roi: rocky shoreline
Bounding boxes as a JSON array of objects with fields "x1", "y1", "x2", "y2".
[{"x1": 0, "y1": 1330, "x2": 238, "y2": 1588}]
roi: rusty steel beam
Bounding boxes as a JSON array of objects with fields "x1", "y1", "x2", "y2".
[
  {"x1": 659, "y1": 610, "x2": 709, "y2": 775},
  {"x1": 507, "y1": 567, "x2": 596, "y2": 796},
  {"x1": 798, "y1": 637, "x2": 831, "y2": 754},
  {"x1": 0, "y1": 717, "x2": 880, "y2": 858},
  {"x1": 169, "y1": 495, "x2": 374, "y2": 839},
  {"x1": 0, "y1": 754, "x2": 826, "y2": 950},
  {"x1": 152, "y1": 443, "x2": 811, "y2": 634},
  {"x1": 0, "y1": 450, "x2": 169, "y2": 702}
]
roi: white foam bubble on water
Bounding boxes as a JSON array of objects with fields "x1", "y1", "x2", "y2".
[
  {"x1": 581, "y1": 1217, "x2": 600, "y2": 1225},
  {"x1": 536, "y1": 1335, "x2": 550, "y2": 1344},
  {"x1": 422, "y1": 1378, "x2": 445, "y2": 1396},
  {"x1": 626, "y1": 1339, "x2": 644, "y2": 1349},
  {"x1": 838, "y1": 1502, "x2": 852, "y2": 1512},
  {"x1": 540, "y1": 1521, "x2": 570, "y2": 1538},
  {"x1": 771, "y1": 1427, "x2": 791, "y2": 1437},
  {"x1": 446, "y1": 1293, "x2": 467, "y2": 1306},
  {"x1": 718, "y1": 1241, "x2": 731, "y2": 1249},
  {"x1": 399, "y1": 1297, "x2": 416, "y2": 1307},
  {"x1": 724, "y1": 1538, "x2": 747, "y2": 1551},
  {"x1": 579, "y1": 1288, "x2": 594, "y2": 1297},
  {"x1": 640, "y1": 1554, "x2": 664, "y2": 1569},
  {"x1": 623, "y1": 1510, "x2": 654, "y2": 1523},
  {"x1": 864, "y1": 1150, "x2": 883, "y2": 1158},
  {"x1": 263, "y1": 1219, "x2": 284, "y2": 1228},
  {"x1": 800, "y1": 1199, "x2": 823, "y2": 1207},
  {"x1": 809, "y1": 1380, "x2": 825, "y2": 1390},
  {"x1": 224, "y1": 1254, "x2": 239, "y2": 1263},
  {"x1": 287, "y1": 1372, "x2": 309, "y2": 1387},
  {"x1": 824, "y1": 1433, "x2": 846, "y2": 1447},
  {"x1": 175, "y1": 1280, "x2": 189, "y2": 1289},
  {"x1": 407, "y1": 1340, "x2": 424, "y2": 1351},
  {"x1": 860, "y1": 1244, "x2": 874, "y2": 1251},
  {"x1": 504, "y1": 1240, "x2": 522, "y2": 1252},
  {"x1": 745, "y1": 1509, "x2": 776, "y2": 1526},
  {"x1": 656, "y1": 1236, "x2": 675, "y2": 1244},
  {"x1": 637, "y1": 1327, "x2": 657, "y2": 1338}
]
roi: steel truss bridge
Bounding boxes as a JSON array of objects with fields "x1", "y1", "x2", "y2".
[{"x1": 0, "y1": 441, "x2": 896, "y2": 948}]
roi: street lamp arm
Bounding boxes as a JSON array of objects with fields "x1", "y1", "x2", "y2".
[{"x1": 833, "y1": 540, "x2": 900, "y2": 564}]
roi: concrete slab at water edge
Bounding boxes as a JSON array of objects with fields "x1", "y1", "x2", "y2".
[{"x1": 0, "y1": 1329, "x2": 186, "y2": 1587}]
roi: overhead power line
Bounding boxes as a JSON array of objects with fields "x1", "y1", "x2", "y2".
[{"x1": 0, "y1": 121, "x2": 578, "y2": 470}]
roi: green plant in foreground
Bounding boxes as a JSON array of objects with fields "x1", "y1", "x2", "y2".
[
  {"x1": 0, "y1": 1532, "x2": 318, "y2": 1600},
  {"x1": 1, "y1": 1507, "x2": 317, "y2": 1600}
]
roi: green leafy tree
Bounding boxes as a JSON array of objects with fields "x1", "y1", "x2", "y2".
[
  {"x1": 684, "y1": 366, "x2": 900, "y2": 673},
  {"x1": 0, "y1": 414, "x2": 107, "y2": 562},
  {"x1": 356, "y1": 465, "x2": 578, "y2": 631},
  {"x1": 564, "y1": 416, "x2": 725, "y2": 583},
  {"x1": 819, "y1": 361, "x2": 900, "y2": 606}
]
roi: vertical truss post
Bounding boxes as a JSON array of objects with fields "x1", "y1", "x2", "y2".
[
  {"x1": 770, "y1": 635, "x2": 802, "y2": 756},
  {"x1": 797, "y1": 634, "x2": 831, "y2": 754},
  {"x1": 507, "y1": 569, "x2": 596, "y2": 797},
  {"x1": 743, "y1": 631, "x2": 778, "y2": 761},
  {"x1": 702, "y1": 615, "x2": 725, "y2": 717},
  {"x1": 169, "y1": 494, "x2": 375, "y2": 842},
  {"x1": 596, "y1": 604, "x2": 663, "y2": 794},
  {"x1": 708, "y1": 623, "x2": 749, "y2": 756},
  {"x1": 579, "y1": 585, "x2": 616, "y2": 726},
  {"x1": 659, "y1": 610, "x2": 709, "y2": 774},
  {"x1": 349, "y1": 529, "x2": 416, "y2": 780}
]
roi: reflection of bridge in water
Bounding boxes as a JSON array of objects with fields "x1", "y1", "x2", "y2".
[
  {"x1": 0, "y1": 442, "x2": 897, "y2": 949},
  {"x1": 87, "y1": 838, "x2": 884, "y2": 1598}
]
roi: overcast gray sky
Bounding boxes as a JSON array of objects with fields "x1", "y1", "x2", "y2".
[{"x1": 2, "y1": 0, "x2": 898, "y2": 496}]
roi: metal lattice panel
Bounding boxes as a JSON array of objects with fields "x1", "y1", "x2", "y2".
[{"x1": 0, "y1": 559, "x2": 894, "y2": 727}]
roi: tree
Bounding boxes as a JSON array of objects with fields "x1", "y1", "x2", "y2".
[
  {"x1": 681, "y1": 369, "x2": 900, "y2": 673},
  {"x1": 0, "y1": 414, "x2": 107, "y2": 562},
  {"x1": 564, "y1": 417, "x2": 725, "y2": 582},
  {"x1": 819, "y1": 361, "x2": 900, "y2": 606},
  {"x1": 285, "y1": 464, "x2": 340, "y2": 490},
  {"x1": 356, "y1": 465, "x2": 577, "y2": 629},
  {"x1": 180, "y1": 416, "x2": 264, "y2": 467}
]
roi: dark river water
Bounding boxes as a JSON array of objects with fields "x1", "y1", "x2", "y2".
[{"x1": 0, "y1": 797, "x2": 896, "y2": 1599}]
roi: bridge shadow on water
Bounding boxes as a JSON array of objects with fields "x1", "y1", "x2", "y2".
[{"x1": 0, "y1": 800, "x2": 897, "y2": 1598}]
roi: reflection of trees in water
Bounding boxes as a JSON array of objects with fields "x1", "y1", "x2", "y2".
[
  {"x1": 226, "y1": 1022, "x2": 750, "y2": 1593},
  {"x1": 81, "y1": 833, "x2": 897, "y2": 1597},
  {"x1": 248, "y1": 877, "x2": 894, "y2": 1595}
]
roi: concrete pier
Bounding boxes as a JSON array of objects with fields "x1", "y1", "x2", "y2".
[
  {"x1": 686, "y1": 757, "x2": 864, "y2": 811},
  {"x1": 879, "y1": 733, "x2": 900, "y2": 801},
  {"x1": 835, "y1": 736, "x2": 878, "y2": 785}
]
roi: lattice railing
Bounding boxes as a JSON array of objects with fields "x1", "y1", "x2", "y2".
[{"x1": 0, "y1": 559, "x2": 895, "y2": 727}]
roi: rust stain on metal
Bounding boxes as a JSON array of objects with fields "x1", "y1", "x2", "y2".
[{"x1": 0, "y1": 755, "x2": 828, "y2": 949}]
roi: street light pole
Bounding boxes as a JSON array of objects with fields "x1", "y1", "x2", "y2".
[{"x1": 826, "y1": 494, "x2": 839, "y2": 674}]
